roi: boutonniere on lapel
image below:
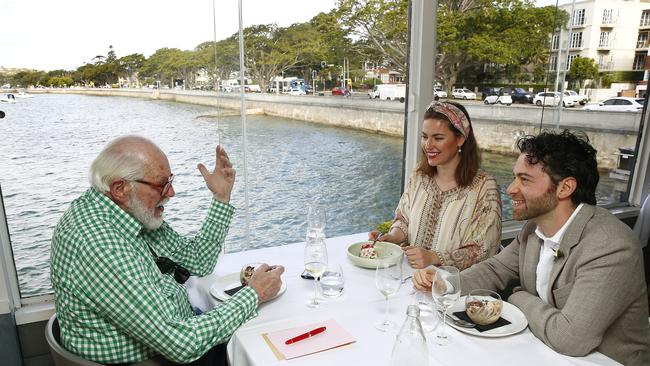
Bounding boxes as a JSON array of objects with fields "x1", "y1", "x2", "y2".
[{"x1": 552, "y1": 249, "x2": 564, "y2": 260}]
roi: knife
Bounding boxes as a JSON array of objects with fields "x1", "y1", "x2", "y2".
[{"x1": 285, "y1": 326, "x2": 327, "y2": 344}]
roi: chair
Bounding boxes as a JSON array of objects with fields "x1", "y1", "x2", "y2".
[{"x1": 45, "y1": 314, "x2": 101, "y2": 366}]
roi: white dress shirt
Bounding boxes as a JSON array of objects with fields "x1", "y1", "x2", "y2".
[{"x1": 534, "y1": 203, "x2": 584, "y2": 303}]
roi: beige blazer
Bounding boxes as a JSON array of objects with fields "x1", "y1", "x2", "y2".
[{"x1": 461, "y1": 205, "x2": 649, "y2": 365}]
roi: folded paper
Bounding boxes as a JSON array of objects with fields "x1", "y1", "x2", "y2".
[{"x1": 262, "y1": 319, "x2": 356, "y2": 360}]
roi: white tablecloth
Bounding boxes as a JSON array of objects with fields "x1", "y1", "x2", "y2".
[{"x1": 188, "y1": 233, "x2": 621, "y2": 366}]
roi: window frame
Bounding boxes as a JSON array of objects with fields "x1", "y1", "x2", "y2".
[{"x1": 2, "y1": 0, "x2": 650, "y2": 318}]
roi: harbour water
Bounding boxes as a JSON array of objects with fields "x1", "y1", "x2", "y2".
[{"x1": 0, "y1": 94, "x2": 617, "y2": 297}]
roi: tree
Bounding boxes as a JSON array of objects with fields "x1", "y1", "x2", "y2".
[
  {"x1": 334, "y1": 0, "x2": 566, "y2": 92},
  {"x1": 567, "y1": 57, "x2": 598, "y2": 89},
  {"x1": 336, "y1": 0, "x2": 408, "y2": 73},
  {"x1": 118, "y1": 53, "x2": 145, "y2": 87}
]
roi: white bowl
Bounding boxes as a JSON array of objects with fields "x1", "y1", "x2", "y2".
[{"x1": 346, "y1": 241, "x2": 403, "y2": 269}]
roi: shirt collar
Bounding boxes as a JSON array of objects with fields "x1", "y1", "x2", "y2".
[
  {"x1": 535, "y1": 203, "x2": 584, "y2": 249},
  {"x1": 87, "y1": 187, "x2": 144, "y2": 238}
]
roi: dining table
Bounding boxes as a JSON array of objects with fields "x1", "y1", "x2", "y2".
[{"x1": 186, "y1": 232, "x2": 621, "y2": 366}]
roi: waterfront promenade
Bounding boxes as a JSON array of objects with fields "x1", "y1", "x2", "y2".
[{"x1": 20, "y1": 88, "x2": 643, "y2": 169}]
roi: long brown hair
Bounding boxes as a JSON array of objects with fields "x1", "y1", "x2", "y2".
[{"x1": 416, "y1": 102, "x2": 480, "y2": 187}]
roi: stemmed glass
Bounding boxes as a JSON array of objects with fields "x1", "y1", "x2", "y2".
[
  {"x1": 431, "y1": 266, "x2": 461, "y2": 345},
  {"x1": 375, "y1": 258, "x2": 403, "y2": 331},
  {"x1": 307, "y1": 203, "x2": 326, "y2": 235},
  {"x1": 304, "y1": 236, "x2": 328, "y2": 308}
]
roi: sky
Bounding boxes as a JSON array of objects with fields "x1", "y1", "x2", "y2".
[{"x1": 1, "y1": 0, "x2": 566, "y2": 71}]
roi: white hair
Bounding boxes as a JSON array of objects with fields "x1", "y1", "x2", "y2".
[{"x1": 88, "y1": 136, "x2": 157, "y2": 193}]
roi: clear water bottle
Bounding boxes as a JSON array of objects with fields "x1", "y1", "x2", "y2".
[{"x1": 389, "y1": 305, "x2": 429, "y2": 366}]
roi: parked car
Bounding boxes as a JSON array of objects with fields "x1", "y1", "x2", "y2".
[
  {"x1": 582, "y1": 97, "x2": 644, "y2": 112},
  {"x1": 452, "y1": 88, "x2": 476, "y2": 100},
  {"x1": 533, "y1": 92, "x2": 575, "y2": 107},
  {"x1": 288, "y1": 87, "x2": 306, "y2": 96},
  {"x1": 434, "y1": 87, "x2": 448, "y2": 99},
  {"x1": 563, "y1": 90, "x2": 588, "y2": 105},
  {"x1": 511, "y1": 88, "x2": 533, "y2": 104},
  {"x1": 331, "y1": 87, "x2": 351, "y2": 97},
  {"x1": 483, "y1": 91, "x2": 512, "y2": 105}
]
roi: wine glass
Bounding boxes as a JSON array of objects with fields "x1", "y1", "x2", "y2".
[
  {"x1": 304, "y1": 237, "x2": 328, "y2": 308},
  {"x1": 307, "y1": 203, "x2": 326, "y2": 234},
  {"x1": 431, "y1": 266, "x2": 461, "y2": 345},
  {"x1": 375, "y1": 258, "x2": 403, "y2": 331}
]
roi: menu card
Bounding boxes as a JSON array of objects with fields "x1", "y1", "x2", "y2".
[{"x1": 262, "y1": 319, "x2": 356, "y2": 360}]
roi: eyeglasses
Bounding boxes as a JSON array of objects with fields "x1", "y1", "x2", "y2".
[
  {"x1": 155, "y1": 256, "x2": 190, "y2": 284},
  {"x1": 133, "y1": 174, "x2": 174, "y2": 196}
]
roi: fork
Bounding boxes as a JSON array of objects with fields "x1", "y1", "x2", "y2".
[{"x1": 436, "y1": 309, "x2": 475, "y2": 328}]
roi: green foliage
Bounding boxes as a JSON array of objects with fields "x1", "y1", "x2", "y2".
[
  {"x1": 11, "y1": 70, "x2": 48, "y2": 87},
  {"x1": 46, "y1": 76, "x2": 74, "y2": 87},
  {"x1": 600, "y1": 72, "x2": 614, "y2": 88},
  {"x1": 567, "y1": 57, "x2": 598, "y2": 88},
  {"x1": 375, "y1": 220, "x2": 393, "y2": 234}
]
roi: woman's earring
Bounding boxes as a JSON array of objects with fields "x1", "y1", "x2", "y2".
[{"x1": 457, "y1": 146, "x2": 462, "y2": 153}]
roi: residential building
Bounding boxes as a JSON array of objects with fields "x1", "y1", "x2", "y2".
[{"x1": 549, "y1": 0, "x2": 650, "y2": 72}]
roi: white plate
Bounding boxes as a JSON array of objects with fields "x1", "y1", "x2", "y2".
[
  {"x1": 209, "y1": 272, "x2": 286, "y2": 302},
  {"x1": 445, "y1": 296, "x2": 528, "y2": 337}
]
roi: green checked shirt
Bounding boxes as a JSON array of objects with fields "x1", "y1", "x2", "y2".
[{"x1": 51, "y1": 188, "x2": 258, "y2": 364}]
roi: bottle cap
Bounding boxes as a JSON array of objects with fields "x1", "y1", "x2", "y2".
[{"x1": 406, "y1": 304, "x2": 420, "y2": 317}]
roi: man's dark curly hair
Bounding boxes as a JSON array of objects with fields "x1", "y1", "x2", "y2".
[{"x1": 517, "y1": 130, "x2": 598, "y2": 205}]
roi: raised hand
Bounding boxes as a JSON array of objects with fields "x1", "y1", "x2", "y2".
[{"x1": 197, "y1": 145, "x2": 236, "y2": 203}]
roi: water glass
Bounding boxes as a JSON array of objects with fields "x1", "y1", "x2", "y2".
[
  {"x1": 431, "y1": 266, "x2": 461, "y2": 345},
  {"x1": 414, "y1": 290, "x2": 438, "y2": 333},
  {"x1": 320, "y1": 264, "x2": 345, "y2": 298}
]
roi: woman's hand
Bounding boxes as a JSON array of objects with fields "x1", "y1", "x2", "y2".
[
  {"x1": 403, "y1": 246, "x2": 438, "y2": 269},
  {"x1": 368, "y1": 230, "x2": 398, "y2": 244},
  {"x1": 412, "y1": 267, "x2": 434, "y2": 292}
]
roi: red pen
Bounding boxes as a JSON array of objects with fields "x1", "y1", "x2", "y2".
[{"x1": 284, "y1": 326, "x2": 327, "y2": 345}]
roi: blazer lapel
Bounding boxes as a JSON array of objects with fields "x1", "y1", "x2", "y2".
[
  {"x1": 522, "y1": 232, "x2": 542, "y2": 295},
  {"x1": 547, "y1": 204, "x2": 596, "y2": 306}
]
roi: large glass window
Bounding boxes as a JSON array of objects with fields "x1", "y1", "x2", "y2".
[
  {"x1": 1, "y1": 0, "x2": 648, "y2": 302},
  {"x1": 602, "y1": 9, "x2": 613, "y2": 25},
  {"x1": 599, "y1": 31, "x2": 610, "y2": 47},
  {"x1": 551, "y1": 34, "x2": 560, "y2": 50},
  {"x1": 572, "y1": 9, "x2": 586, "y2": 26},
  {"x1": 637, "y1": 32, "x2": 649, "y2": 48},
  {"x1": 641, "y1": 10, "x2": 650, "y2": 27},
  {"x1": 570, "y1": 31, "x2": 583, "y2": 48},
  {"x1": 550, "y1": 55, "x2": 558, "y2": 71},
  {"x1": 634, "y1": 53, "x2": 645, "y2": 70}
]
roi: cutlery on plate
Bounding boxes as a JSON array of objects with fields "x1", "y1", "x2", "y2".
[
  {"x1": 436, "y1": 309, "x2": 475, "y2": 328},
  {"x1": 401, "y1": 275, "x2": 413, "y2": 284}
]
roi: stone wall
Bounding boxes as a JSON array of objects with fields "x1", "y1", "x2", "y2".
[{"x1": 29, "y1": 88, "x2": 642, "y2": 168}]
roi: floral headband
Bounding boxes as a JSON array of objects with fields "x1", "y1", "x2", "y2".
[{"x1": 426, "y1": 101, "x2": 471, "y2": 138}]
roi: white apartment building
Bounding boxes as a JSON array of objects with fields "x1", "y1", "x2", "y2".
[{"x1": 549, "y1": 0, "x2": 650, "y2": 72}]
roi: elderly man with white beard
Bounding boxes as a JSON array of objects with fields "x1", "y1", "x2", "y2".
[{"x1": 51, "y1": 135, "x2": 283, "y2": 366}]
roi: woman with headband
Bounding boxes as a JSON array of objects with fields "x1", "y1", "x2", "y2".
[{"x1": 370, "y1": 101, "x2": 502, "y2": 269}]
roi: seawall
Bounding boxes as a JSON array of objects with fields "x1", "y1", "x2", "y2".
[{"x1": 25, "y1": 88, "x2": 642, "y2": 169}]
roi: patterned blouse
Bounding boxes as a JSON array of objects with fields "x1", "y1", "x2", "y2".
[{"x1": 391, "y1": 170, "x2": 502, "y2": 270}]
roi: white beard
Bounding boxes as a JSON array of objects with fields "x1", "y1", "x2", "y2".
[{"x1": 127, "y1": 191, "x2": 168, "y2": 230}]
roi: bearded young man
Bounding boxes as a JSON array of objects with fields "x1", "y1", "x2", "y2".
[
  {"x1": 413, "y1": 130, "x2": 649, "y2": 365},
  {"x1": 51, "y1": 136, "x2": 283, "y2": 366}
]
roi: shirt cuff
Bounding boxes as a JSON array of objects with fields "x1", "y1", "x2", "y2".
[
  {"x1": 207, "y1": 199, "x2": 235, "y2": 227},
  {"x1": 230, "y1": 286, "x2": 259, "y2": 321}
]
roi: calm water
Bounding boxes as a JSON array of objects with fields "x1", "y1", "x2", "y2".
[{"x1": 0, "y1": 94, "x2": 618, "y2": 297}]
